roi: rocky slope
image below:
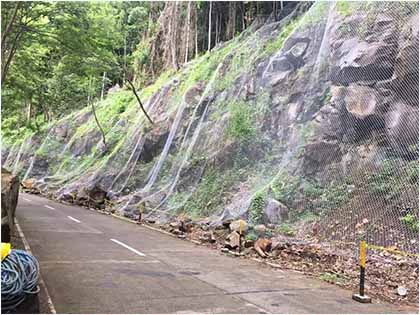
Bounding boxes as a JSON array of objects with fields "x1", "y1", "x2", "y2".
[{"x1": 3, "y1": 1, "x2": 419, "y2": 257}]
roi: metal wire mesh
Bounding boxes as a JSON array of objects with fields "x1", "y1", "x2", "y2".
[{"x1": 303, "y1": 1, "x2": 419, "y2": 255}]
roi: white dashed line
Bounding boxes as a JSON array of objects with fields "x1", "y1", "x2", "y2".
[
  {"x1": 23, "y1": 198, "x2": 31, "y2": 202},
  {"x1": 67, "y1": 216, "x2": 81, "y2": 223},
  {"x1": 110, "y1": 239, "x2": 146, "y2": 257},
  {"x1": 44, "y1": 205, "x2": 55, "y2": 210}
]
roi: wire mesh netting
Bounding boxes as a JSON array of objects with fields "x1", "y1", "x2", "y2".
[{"x1": 2, "y1": 1, "x2": 419, "y2": 258}]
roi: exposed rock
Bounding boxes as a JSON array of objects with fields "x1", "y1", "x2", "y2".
[
  {"x1": 225, "y1": 231, "x2": 241, "y2": 249},
  {"x1": 75, "y1": 184, "x2": 108, "y2": 208},
  {"x1": 254, "y1": 224, "x2": 267, "y2": 236},
  {"x1": 199, "y1": 231, "x2": 216, "y2": 243},
  {"x1": 385, "y1": 102, "x2": 419, "y2": 155},
  {"x1": 392, "y1": 14, "x2": 419, "y2": 102},
  {"x1": 141, "y1": 129, "x2": 170, "y2": 163},
  {"x1": 264, "y1": 199, "x2": 289, "y2": 224},
  {"x1": 169, "y1": 222, "x2": 180, "y2": 229},
  {"x1": 302, "y1": 141, "x2": 341, "y2": 175},
  {"x1": 330, "y1": 35, "x2": 397, "y2": 84},
  {"x1": 244, "y1": 239, "x2": 255, "y2": 248},
  {"x1": 108, "y1": 84, "x2": 121, "y2": 94},
  {"x1": 21, "y1": 178, "x2": 36, "y2": 191},
  {"x1": 229, "y1": 219, "x2": 248, "y2": 233},
  {"x1": 1, "y1": 168, "x2": 19, "y2": 241},
  {"x1": 184, "y1": 84, "x2": 203, "y2": 106}
]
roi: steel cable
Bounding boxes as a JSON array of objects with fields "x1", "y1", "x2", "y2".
[{"x1": 1, "y1": 249, "x2": 40, "y2": 313}]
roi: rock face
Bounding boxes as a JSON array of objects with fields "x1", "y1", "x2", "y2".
[
  {"x1": 385, "y1": 102, "x2": 419, "y2": 154},
  {"x1": 1, "y1": 168, "x2": 20, "y2": 242},
  {"x1": 2, "y1": 2, "x2": 418, "y2": 253}
]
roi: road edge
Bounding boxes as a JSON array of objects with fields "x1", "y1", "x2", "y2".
[{"x1": 15, "y1": 218, "x2": 57, "y2": 314}]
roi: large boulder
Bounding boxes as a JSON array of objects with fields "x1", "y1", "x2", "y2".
[
  {"x1": 392, "y1": 14, "x2": 419, "y2": 102},
  {"x1": 229, "y1": 219, "x2": 249, "y2": 233},
  {"x1": 302, "y1": 141, "x2": 342, "y2": 175},
  {"x1": 329, "y1": 11, "x2": 399, "y2": 85},
  {"x1": 263, "y1": 198, "x2": 289, "y2": 224},
  {"x1": 385, "y1": 102, "x2": 419, "y2": 155},
  {"x1": 1, "y1": 168, "x2": 19, "y2": 242},
  {"x1": 75, "y1": 184, "x2": 108, "y2": 208}
]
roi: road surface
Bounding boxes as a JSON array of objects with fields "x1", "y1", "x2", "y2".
[{"x1": 16, "y1": 193, "x2": 417, "y2": 314}]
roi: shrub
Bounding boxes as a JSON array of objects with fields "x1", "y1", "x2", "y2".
[
  {"x1": 226, "y1": 101, "x2": 256, "y2": 143},
  {"x1": 401, "y1": 214, "x2": 419, "y2": 232},
  {"x1": 249, "y1": 191, "x2": 266, "y2": 224}
]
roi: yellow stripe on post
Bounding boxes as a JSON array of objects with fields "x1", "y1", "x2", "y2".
[{"x1": 360, "y1": 241, "x2": 367, "y2": 268}]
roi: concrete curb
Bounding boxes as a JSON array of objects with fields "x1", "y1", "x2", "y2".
[{"x1": 15, "y1": 218, "x2": 57, "y2": 314}]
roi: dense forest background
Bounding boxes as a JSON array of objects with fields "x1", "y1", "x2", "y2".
[{"x1": 1, "y1": 1, "x2": 295, "y2": 142}]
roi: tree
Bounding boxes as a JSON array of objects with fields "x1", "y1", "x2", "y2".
[{"x1": 208, "y1": 1, "x2": 212, "y2": 51}]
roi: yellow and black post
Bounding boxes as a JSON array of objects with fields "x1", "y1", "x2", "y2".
[
  {"x1": 238, "y1": 220, "x2": 244, "y2": 253},
  {"x1": 352, "y1": 241, "x2": 372, "y2": 303}
]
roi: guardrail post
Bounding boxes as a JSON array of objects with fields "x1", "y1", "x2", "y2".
[{"x1": 352, "y1": 240, "x2": 372, "y2": 303}]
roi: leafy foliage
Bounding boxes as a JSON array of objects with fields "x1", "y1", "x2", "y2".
[
  {"x1": 400, "y1": 214, "x2": 419, "y2": 232},
  {"x1": 249, "y1": 191, "x2": 266, "y2": 224},
  {"x1": 226, "y1": 101, "x2": 256, "y2": 143}
]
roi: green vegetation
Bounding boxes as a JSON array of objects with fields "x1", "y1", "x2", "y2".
[
  {"x1": 336, "y1": 1, "x2": 353, "y2": 17},
  {"x1": 249, "y1": 191, "x2": 266, "y2": 224},
  {"x1": 264, "y1": 19, "x2": 300, "y2": 55},
  {"x1": 365, "y1": 160, "x2": 418, "y2": 201},
  {"x1": 319, "y1": 272, "x2": 348, "y2": 285},
  {"x1": 245, "y1": 230, "x2": 258, "y2": 241},
  {"x1": 178, "y1": 169, "x2": 240, "y2": 218},
  {"x1": 276, "y1": 223, "x2": 295, "y2": 236},
  {"x1": 226, "y1": 101, "x2": 256, "y2": 143},
  {"x1": 320, "y1": 87, "x2": 332, "y2": 105},
  {"x1": 299, "y1": 1, "x2": 330, "y2": 27},
  {"x1": 271, "y1": 172, "x2": 300, "y2": 207},
  {"x1": 400, "y1": 214, "x2": 419, "y2": 232}
]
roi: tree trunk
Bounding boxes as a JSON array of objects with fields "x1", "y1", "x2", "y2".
[
  {"x1": 100, "y1": 71, "x2": 106, "y2": 102},
  {"x1": 123, "y1": 35, "x2": 127, "y2": 83},
  {"x1": 88, "y1": 78, "x2": 107, "y2": 147},
  {"x1": 230, "y1": 2, "x2": 237, "y2": 39},
  {"x1": 126, "y1": 78, "x2": 154, "y2": 125},
  {"x1": 1, "y1": 30, "x2": 22, "y2": 85},
  {"x1": 150, "y1": 40, "x2": 156, "y2": 80},
  {"x1": 215, "y1": 12, "x2": 219, "y2": 44},
  {"x1": 208, "y1": 1, "x2": 212, "y2": 51},
  {"x1": 195, "y1": 3, "x2": 198, "y2": 58},
  {"x1": 26, "y1": 101, "x2": 32, "y2": 124},
  {"x1": 171, "y1": 2, "x2": 179, "y2": 69},
  {"x1": 242, "y1": 2, "x2": 246, "y2": 31},
  {"x1": 184, "y1": 1, "x2": 191, "y2": 63},
  {"x1": 1, "y1": 3, "x2": 21, "y2": 52}
]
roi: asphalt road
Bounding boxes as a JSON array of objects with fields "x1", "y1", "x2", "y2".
[{"x1": 16, "y1": 193, "x2": 417, "y2": 314}]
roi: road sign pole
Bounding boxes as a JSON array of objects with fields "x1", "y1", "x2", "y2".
[{"x1": 352, "y1": 241, "x2": 371, "y2": 303}]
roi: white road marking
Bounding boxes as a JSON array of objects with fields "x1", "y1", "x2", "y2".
[
  {"x1": 23, "y1": 197, "x2": 31, "y2": 202},
  {"x1": 44, "y1": 205, "x2": 55, "y2": 210},
  {"x1": 110, "y1": 238, "x2": 146, "y2": 257},
  {"x1": 67, "y1": 216, "x2": 81, "y2": 223}
]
